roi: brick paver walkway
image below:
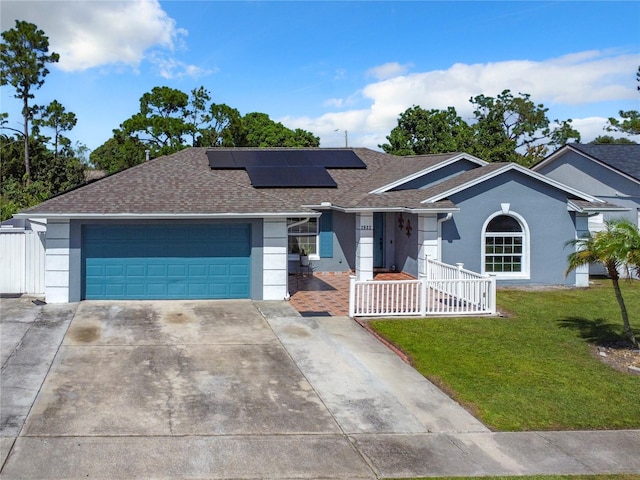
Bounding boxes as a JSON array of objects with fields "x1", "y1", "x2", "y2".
[{"x1": 288, "y1": 271, "x2": 414, "y2": 317}]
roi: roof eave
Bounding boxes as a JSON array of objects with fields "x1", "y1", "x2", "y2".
[
  {"x1": 327, "y1": 206, "x2": 460, "y2": 214},
  {"x1": 567, "y1": 201, "x2": 630, "y2": 214},
  {"x1": 13, "y1": 211, "x2": 320, "y2": 220}
]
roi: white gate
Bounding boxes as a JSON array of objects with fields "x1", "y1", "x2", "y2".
[{"x1": 0, "y1": 228, "x2": 45, "y2": 295}]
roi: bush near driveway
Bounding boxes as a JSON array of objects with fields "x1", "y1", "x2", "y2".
[{"x1": 370, "y1": 280, "x2": 640, "y2": 432}]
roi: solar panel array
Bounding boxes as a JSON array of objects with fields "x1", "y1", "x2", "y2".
[{"x1": 206, "y1": 150, "x2": 365, "y2": 188}]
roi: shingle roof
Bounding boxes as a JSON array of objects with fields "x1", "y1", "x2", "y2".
[
  {"x1": 19, "y1": 148, "x2": 461, "y2": 216},
  {"x1": 17, "y1": 147, "x2": 613, "y2": 218},
  {"x1": 569, "y1": 144, "x2": 640, "y2": 181},
  {"x1": 19, "y1": 148, "x2": 315, "y2": 216}
]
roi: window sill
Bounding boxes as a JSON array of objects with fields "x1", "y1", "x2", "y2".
[
  {"x1": 485, "y1": 273, "x2": 530, "y2": 280},
  {"x1": 288, "y1": 254, "x2": 320, "y2": 261}
]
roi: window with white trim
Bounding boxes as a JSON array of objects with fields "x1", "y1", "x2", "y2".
[
  {"x1": 288, "y1": 218, "x2": 318, "y2": 257},
  {"x1": 484, "y1": 215, "x2": 524, "y2": 274}
]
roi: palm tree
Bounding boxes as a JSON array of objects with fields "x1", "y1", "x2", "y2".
[{"x1": 566, "y1": 219, "x2": 640, "y2": 348}]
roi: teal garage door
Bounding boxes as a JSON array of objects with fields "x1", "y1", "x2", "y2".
[{"x1": 83, "y1": 224, "x2": 251, "y2": 300}]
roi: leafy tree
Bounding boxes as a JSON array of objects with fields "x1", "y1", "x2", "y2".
[
  {"x1": 33, "y1": 100, "x2": 77, "y2": 158},
  {"x1": 0, "y1": 176, "x2": 50, "y2": 220},
  {"x1": 606, "y1": 110, "x2": 640, "y2": 137},
  {"x1": 239, "y1": 112, "x2": 319, "y2": 147},
  {"x1": 548, "y1": 119, "x2": 581, "y2": 149},
  {"x1": 121, "y1": 86, "x2": 190, "y2": 156},
  {"x1": 90, "y1": 129, "x2": 148, "y2": 173},
  {"x1": 604, "y1": 66, "x2": 640, "y2": 139},
  {"x1": 290, "y1": 128, "x2": 320, "y2": 148},
  {"x1": 382, "y1": 90, "x2": 579, "y2": 164},
  {"x1": 94, "y1": 86, "x2": 320, "y2": 172},
  {"x1": 470, "y1": 89, "x2": 579, "y2": 165},
  {"x1": 197, "y1": 103, "x2": 242, "y2": 147},
  {"x1": 592, "y1": 135, "x2": 637, "y2": 144},
  {"x1": 566, "y1": 219, "x2": 640, "y2": 348},
  {"x1": 380, "y1": 106, "x2": 473, "y2": 155},
  {"x1": 0, "y1": 20, "x2": 59, "y2": 183},
  {"x1": 185, "y1": 86, "x2": 212, "y2": 146},
  {"x1": 0, "y1": 132, "x2": 25, "y2": 180}
]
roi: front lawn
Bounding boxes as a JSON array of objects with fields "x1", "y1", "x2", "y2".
[{"x1": 370, "y1": 280, "x2": 640, "y2": 431}]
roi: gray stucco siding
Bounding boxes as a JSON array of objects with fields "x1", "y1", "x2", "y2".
[
  {"x1": 537, "y1": 151, "x2": 640, "y2": 198},
  {"x1": 302, "y1": 211, "x2": 354, "y2": 273},
  {"x1": 441, "y1": 171, "x2": 578, "y2": 286},
  {"x1": 68, "y1": 219, "x2": 264, "y2": 302},
  {"x1": 392, "y1": 159, "x2": 480, "y2": 191},
  {"x1": 597, "y1": 197, "x2": 640, "y2": 225},
  {"x1": 393, "y1": 213, "x2": 419, "y2": 277}
]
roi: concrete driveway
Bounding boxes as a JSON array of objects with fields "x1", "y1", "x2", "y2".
[{"x1": 2, "y1": 298, "x2": 639, "y2": 479}]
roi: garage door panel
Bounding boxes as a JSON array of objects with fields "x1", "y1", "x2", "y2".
[
  {"x1": 83, "y1": 224, "x2": 251, "y2": 300},
  {"x1": 147, "y1": 264, "x2": 167, "y2": 277},
  {"x1": 166, "y1": 264, "x2": 187, "y2": 277}
]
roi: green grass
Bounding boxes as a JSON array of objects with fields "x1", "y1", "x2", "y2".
[
  {"x1": 394, "y1": 476, "x2": 640, "y2": 480},
  {"x1": 370, "y1": 280, "x2": 640, "y2": 431}
]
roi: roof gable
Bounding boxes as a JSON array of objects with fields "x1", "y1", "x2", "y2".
[
  {"x1": 419, "y1": 162, "x2": 603, "y2": 204},
  {"x1": 369, "y1": 153, "x2": 486, "y2": 193},
  {"x1": 534, "y1": 143, "x2": 640, "y2": 184}
]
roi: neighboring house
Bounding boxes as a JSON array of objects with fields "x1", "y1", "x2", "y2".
[
  {"x1": 533, "y1": 143, "x2": 640, "y2": 229},
  {"x1": 533, "y1": 143, "x2": 640, "y2": 277},
  {"x1": 9, "y1": 147, "x2": 621, "y2": 304}
]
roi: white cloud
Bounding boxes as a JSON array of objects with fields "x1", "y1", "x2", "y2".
[
  {"x1": 149, "y1": 54, "x2": 216, "y2": 80},
  {"x1": 323, "y1": 98, "x2": 344, "y2": 108},
  {"x1": 283, "y1": 50, "x2": 640, "y2": 150},
  {"x1": 0, "y1": 0, "x2": 204, "y2": 76},
  {"x1": 366, "y1": 62, "x2": 412, "y2": 81}
]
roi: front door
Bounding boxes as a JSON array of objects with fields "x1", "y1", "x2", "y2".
[{"x1": 374, "y1": 212, "x2": 384, "y2": 268}]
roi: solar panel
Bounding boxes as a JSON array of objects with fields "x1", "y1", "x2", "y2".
[
  {"x1": 283, "y1": 151, "x2": 314, "y2": 167},
  {"x1": 206, "y1": 150, "x2": 237, "y2": 169},
  {"x1": 319, "y1": 150, "x2": 366, "y2": 168},
  {"x1": 208, "y1": 149, "x2": 365, "y2": 187},
  {"x1": 231, "y1": 150, "x2": 289, "y2": 167},
  {"x1": 246, "y1": 166, "x2": 337, "y2": 188}
]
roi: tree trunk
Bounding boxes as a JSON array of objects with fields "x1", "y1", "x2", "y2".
[
  {"x1": 22, "y1": 95, "x2": 30, "y2": 185},
  {"x1": 609, "y1": 270, "x2": 638, "y2": 348}
]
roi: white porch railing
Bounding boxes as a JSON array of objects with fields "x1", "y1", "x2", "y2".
[{"x1": 349, "y1": 257, "x2": 496, "y2": 317}]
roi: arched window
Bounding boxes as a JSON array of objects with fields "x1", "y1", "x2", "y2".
[{"x1": 483, "y1": 214, "x2": 528, "y2": 276}]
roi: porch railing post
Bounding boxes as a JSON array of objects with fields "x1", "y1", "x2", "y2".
[
  {"x1": 456, "y1": 263, "x2": 464, "y2": 308},
  {"x1": 425, "y1": 254, "x2": 431, "y2": 280},
  {"x1": 419, "y1": 274, "x2": 427, "y2": 316},
  {"x1": 348, "y1": 275, "x2": 356, "y2": 317},
  {"x1": 488, "y1": 274, "x2": 497, "y2": 315}
]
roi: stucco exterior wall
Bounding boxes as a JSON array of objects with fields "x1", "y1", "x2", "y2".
[
  {"x1": 536, "y1": 151, "x2": 640, "y2": 225},
  {"x1": 393, "y1": 213, "x2": 419, "y2": 277},
  {"x1": 441, "y1": 171, "x2": 578, "y2": 286},
  {"x1": 311, "y1": 211, "x2": 354, "y2": 272}
]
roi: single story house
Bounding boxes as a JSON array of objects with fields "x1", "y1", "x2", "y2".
[
  {"x1": 532, "y1": 143, "x2": 640, "y2": 229},
  {"x1": 11, "y1": 147, "x2": 623, "y2": 304},
  {"x1": 533, "y1": 143, "x2": 640, "y2": 277}
]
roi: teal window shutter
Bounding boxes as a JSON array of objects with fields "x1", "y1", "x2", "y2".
[{"x1": 319, "y1": 211, "x2": 333, "y2": 258}]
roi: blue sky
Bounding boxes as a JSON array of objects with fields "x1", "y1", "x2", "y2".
[{"x1": 1, "y1": 1, "x2": 639, "y2": 153}]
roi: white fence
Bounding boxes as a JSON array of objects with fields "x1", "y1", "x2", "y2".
[
  {"x1": 0, "y1": 228, "x2": 46, "y2": 295},
  {"x1": 349, "y1": 258, "x2": 496, "y2": 317}
]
